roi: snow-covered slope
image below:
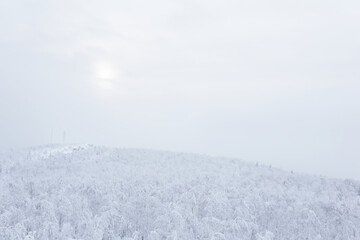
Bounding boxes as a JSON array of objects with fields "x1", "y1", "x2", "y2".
[{"x1": 0, "y1": 145, "x2": 359, "y2": 240}]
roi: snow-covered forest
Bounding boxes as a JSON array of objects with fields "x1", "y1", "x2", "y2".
[{"x1": 0, "y1": 145, "x2": 359, "y2": 240}]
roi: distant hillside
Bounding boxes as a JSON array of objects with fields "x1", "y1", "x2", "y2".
[{"x1": 0, "y1": 145, "x2": 359, "y2": 240}]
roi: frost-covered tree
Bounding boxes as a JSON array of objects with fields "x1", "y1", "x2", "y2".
[{"x1": 0, "y1": 145, "x2": 359, "y2": 239}]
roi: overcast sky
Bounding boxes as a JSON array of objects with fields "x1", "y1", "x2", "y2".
[{"x1": 0, "y1": 0, "x2": 359, "y2": 179}]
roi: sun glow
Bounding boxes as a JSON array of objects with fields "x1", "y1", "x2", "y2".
[
  {"x1": 96, "y1": 62, "x2": 117, "y2": 80},
  {"x1": 93, "y1": 61, "x2": 118, "y2": 94}
]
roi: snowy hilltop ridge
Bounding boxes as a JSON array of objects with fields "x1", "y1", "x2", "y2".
[{"x1": 0, "y1": 145, "x2": 359, "y2": 240}]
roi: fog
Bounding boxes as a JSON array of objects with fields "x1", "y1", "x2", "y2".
[{"x1": 0, "y1": 0, "x2": 359, "y2": 179}]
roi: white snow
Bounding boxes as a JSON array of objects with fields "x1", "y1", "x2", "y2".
[{"x1": 0, "y1": 145, "x2": 359, "y2": 239}]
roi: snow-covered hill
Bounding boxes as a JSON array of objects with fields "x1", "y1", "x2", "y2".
[{"x1": 0, "y1": 145, "x2": 359, "y2": 240}]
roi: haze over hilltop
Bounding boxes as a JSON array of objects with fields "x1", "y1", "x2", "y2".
[{"x1": 1, "y1": 0, "x2": 360, "y2": 180}]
